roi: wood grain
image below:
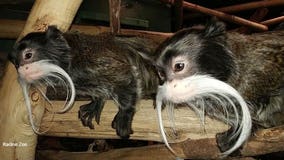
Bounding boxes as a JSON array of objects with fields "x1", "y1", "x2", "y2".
[{"x1": 40, "y1": 100, "x2": 228, "y2": 142}]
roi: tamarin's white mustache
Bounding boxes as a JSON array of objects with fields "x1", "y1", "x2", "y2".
[
  {"x1": 18, "y1": 60, "x2": 75, "y2": 134},
  {"x1": 156, "y1": 75, "x2": 252, "y2": 157}
]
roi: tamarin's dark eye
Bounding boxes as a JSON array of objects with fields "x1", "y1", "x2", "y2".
[
  {"x1": 174, "y1": 63, "x2": 184, "y2": 72},
  {"x1": 24, "y1": 52, "x2": 33, "y2": 60}
]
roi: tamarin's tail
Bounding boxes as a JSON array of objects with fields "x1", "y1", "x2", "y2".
[
  {"x1": 114, "y1": 35, "x2": 160, "y2": 95},
  {"x1": 114, "y1": 36, "x2": 158, "y2": 63}
]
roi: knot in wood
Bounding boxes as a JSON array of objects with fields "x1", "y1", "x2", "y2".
[{"x1": 31, "y1": 91, "x2": 40, "y2": 102}]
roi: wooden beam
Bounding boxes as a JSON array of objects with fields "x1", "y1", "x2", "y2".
[
  {"x1": 163, "y1": 0, "x2": 284, "y2": 13},
  {"x1": 71, "y1": 24, "x2": 172, "y2": 43},
  {"x1": 182, "y1": 1, "x2": 268, "y2": 31},
  {"x1": 0, "y1": 0, "x2": 82, "y2": 160},
  {"x1": 161, "y1": 0, "x2": 268, "y2": 31},
  {"x1": 182, "y1": 0, "x2": 284, "y2": 20},
  {"x1": 261, "y1": 16, "x2": 284, "y2": 26},
  {"x1": 0, "y1": 19, "x2": 26, "y2": 39},
  {"x1": 234, "y1": 8, "x2": 268, "y2": 34},
  {"x1": 0, "y1": 19, "x2": 172, "y2": 43},
  {"x1": 216, "y1": 0, "x2": 284, "y2": 14}
]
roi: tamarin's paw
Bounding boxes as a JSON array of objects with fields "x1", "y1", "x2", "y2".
[
  {"x1": 78, "y1": 99, "x2": 105, "y2": 129},
  {"x1": 111, "y1": 110, "x2": 134, "y2": 139},
  {"x1": 78, "y1": 104, "x2": 95, "y2": 129}
]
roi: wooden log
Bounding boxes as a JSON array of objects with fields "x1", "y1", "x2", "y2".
[
  {"x1": 181, "y1": 126, "x2": 284, "y2": 158},
  {"x1": 108, "y1": 0, "x2": 121, "y2": 34},
  {"x1": 36, "y1": 151, "x2": 256, "y2": 160},
  {"x1": 37, "y1": 149, "x2": 258, "y2": 160},
  {"x1": 0, "y1": 0, "x2": 82, "y2": 159},
  {"x1": 241, "y1": 126, "x2": 284, "y2": 156},
  {"x1": 36, "y1": 147, "x2": 179, "y2": 160},
  {"x1": 38, "y1": 98, "x2": 284, "y2": 159},
  {"x1": 40, "y1": 100, "x2": 228, "y2": 142},
  {"x1": 35, "y1": 126, "x2": 284, "y2": 159},
  {"x1": 18, "y1": 0, "x2": 82, "y2": 40},
  {"x1": 0, "y1": 19, "x2": 172, "y2": 43},
  {"x1": 37, "y1": 126, "x2": 284, "y2": 159}
]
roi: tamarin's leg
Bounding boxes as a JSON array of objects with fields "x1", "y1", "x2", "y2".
[
  {"x1": 78, "y1": 97, "x2": 105, "y2": 129},
  {"x1": 111, "y1": 84, "x2": 138, "y2": 139}
]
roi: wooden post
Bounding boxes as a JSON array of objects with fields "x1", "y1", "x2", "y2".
[
  {"x1": 108, "y1": 0, "x2": 121, "y2": 34},
  {"x1": 0, "y1": 0, "x2": 82, "y2": 159}
]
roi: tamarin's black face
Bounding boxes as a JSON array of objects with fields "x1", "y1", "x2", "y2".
[
  {"x1": 9, "y1": 26, "x2": 71, "y2": 83},
  {"x1": 155, "y1": 21, "x2": 235, "y2": 82}
]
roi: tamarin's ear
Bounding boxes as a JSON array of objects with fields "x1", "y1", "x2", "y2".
[
  {"x1": 203, "y1": 17, "x2": 226, "y2": 38},
  {"x1": 46, "y1": 25, "x2": 63, "y2": 39}
]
